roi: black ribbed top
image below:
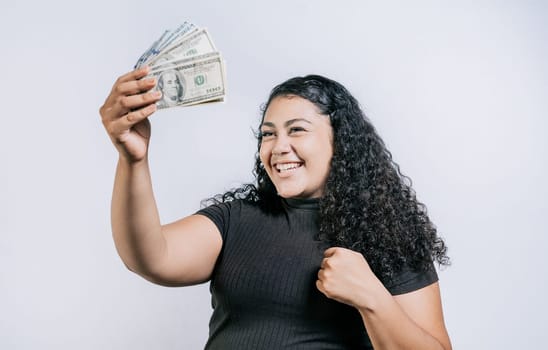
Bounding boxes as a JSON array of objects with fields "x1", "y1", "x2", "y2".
[
  {"x1": 282, "y1": 197, "x2": 320, "y2": 210},
  {"x1": 196, "y1": 198, "x2": 437, "y2": 349}
]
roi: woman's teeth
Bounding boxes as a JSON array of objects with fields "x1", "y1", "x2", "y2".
[{"x1": 276, "y1": 163, "x2": 302, "y2": 172}]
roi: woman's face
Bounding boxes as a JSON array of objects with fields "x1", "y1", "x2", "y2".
[{"x1": 259, "y1": 95, "x2": 333, "y2": 199}]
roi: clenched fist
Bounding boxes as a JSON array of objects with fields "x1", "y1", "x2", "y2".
[{"x1": 316, "y1": 247, "x2": 385, "y2": 310}]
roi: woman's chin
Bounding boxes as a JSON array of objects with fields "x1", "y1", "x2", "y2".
[
  {"x1": 276, "y1": 187, "x2": 301, "y2": 199},
  {"x1": 277, "y1": 188, "x2": 317, "y2": 199}
]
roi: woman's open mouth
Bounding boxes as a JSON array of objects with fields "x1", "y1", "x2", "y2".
[{"x1": 275, "y1": 162, "x2": 303, "y2": 173}]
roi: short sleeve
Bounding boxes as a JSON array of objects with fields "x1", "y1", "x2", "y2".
[
  {"x1": 195, "y1": 201, "x2": 233, "y2": 241},
  {"x1": 385, "y1": 263, "x2": 439, "y2": 295}
]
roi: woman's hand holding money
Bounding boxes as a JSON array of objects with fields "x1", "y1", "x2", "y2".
[{"x1": 100, "y1": 66, "x2": 162, "y2": 163}]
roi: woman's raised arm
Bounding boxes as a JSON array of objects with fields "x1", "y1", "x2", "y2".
[{"x1": 100, "y1": 67, "x2": 222, "y2": 286}]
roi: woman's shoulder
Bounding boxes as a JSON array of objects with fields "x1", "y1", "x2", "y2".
[
  {"x1": 384, "y1": 263, "x2": 439, "y2": 296},
  {"x1": 197, "y1": 198, "x2": 266, "y2": 219}
]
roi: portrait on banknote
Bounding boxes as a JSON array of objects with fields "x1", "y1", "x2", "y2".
[{"x1": 157, "y1": 69, "x2": 185, "y2": 108}]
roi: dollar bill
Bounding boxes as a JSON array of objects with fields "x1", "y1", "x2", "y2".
[
  {"x1": 135, "y1": 23, "x2": 197, "y2": 68},
  {"x1": 150, "y1": 51, "x2": 219, "y2": 73},
  {"x1": 146, "y1": 52, "x2": 226, "y2": 108},
  {"x1": 134, "y1": 30, "x2": 169, "y2": 68},
  {"x1": 147, "y1": 28, "x2": 216, "y2": 67},
  {"x1": 135, "y1": 21, "x2": 227, "y2": 108},
  {"x1": 155, "y1": 22, "x2": 196, "y2": 53}
]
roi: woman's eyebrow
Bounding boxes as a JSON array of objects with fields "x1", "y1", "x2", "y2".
[
  {"x1": 261, "y1": 118, "x2": 312, "y2": 128},
  {"x1": 285, "y1": 118, "x2": 312, "y2": 127}
]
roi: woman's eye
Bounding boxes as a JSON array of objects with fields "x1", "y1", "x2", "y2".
[
  {"x1": 260, "y1": 131, "x2": 274, "y2": 138},
  {"x1": 289, "y1": 127, "x2": 305, "y2": 134}
]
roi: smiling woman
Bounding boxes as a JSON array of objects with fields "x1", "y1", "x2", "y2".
[
  {"x1": 259, "y1": 96, "x2": 333, "y2": 199},
  {"x1": 200, "y1": 75, "x2": 452, "y2": 349},
  {"x1": 101, "y1": 70, "x2": 451, "y2": 349}
]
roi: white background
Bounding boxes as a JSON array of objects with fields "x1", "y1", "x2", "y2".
[{"x1": 1, "y1": 1, "x2": 547, "y2": 349}]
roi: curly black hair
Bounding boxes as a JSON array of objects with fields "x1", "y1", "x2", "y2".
[{"x1": 205, "y1": 75, "x2": 449, "y2": 284}]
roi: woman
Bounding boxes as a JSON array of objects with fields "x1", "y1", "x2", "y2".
[{"x1": 100, "y1": 66, "x2": 452, "y2": 349}]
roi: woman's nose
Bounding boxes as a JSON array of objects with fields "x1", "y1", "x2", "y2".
[{"x1": 272, "y1": 134, "x2": 291, "y2": 155}]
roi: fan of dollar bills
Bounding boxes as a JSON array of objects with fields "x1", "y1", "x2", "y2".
[{"x1": 135, "y1": 21, "x2": 227, "y2": 109}]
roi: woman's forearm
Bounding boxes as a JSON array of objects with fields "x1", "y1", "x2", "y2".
[
  {"x1": 357, "y1": 289, "x2": 450, "y2": 350},
  {"x1": 111, "y1": 156, "x2": 166, "y2": 278}
]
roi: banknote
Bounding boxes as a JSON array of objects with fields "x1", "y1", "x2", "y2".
[
  {"x1": 134, "y1": 21, "x2": 227, "y2": 109},
  {"x1": 135, "y1": 30, "x2": 170, "y2": 69},
  {"x1": 135, "y1": 22, "x2": 197, "y2": 69},
  {"x1": 156, "y1": 22, "x2": 196, "y2": 52},
  {"x1": 147, "y1": 28, "x2": 216, "y2": 67},
  {"x1": 146, "y1": 52, "x2": 226, "y2": 108}
]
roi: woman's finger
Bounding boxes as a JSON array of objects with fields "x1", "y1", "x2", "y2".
[
  {"x1": 103, "y1": 77, "x2": 157, "y2": 115},
  {"x1": 323, "y1": 247, "x2": 338, "y2": 258},
  {"x1": 320, "y1": 257, "x2": 329, "y2": 269},
  {"x1": 101, "y1": 68, "x2": 155, "y2": 112},
  {"x1": 103, "y1": 87, "x2": 160, "y2": 124},
  {"x1": 113, "y1": 76, "x2": 157, "y2": 98},
  {"x1": 115, "y1": 66, "x2": 151, "y2": 85},
  {"x1": 108, "y1": 104, "x2": 157, "y2": 136},
  {"x1": 109, "y1": 90, "x2": 161, "y2": 118}
]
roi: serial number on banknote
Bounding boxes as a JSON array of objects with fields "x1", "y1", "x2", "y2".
[{"x1": 207, "y1": 87, "x2": 223, "y2": 93}]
